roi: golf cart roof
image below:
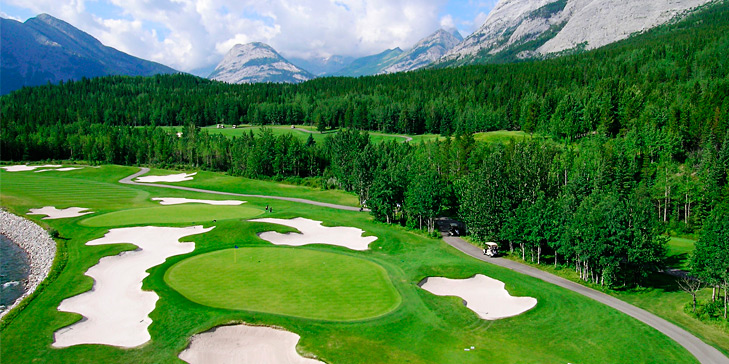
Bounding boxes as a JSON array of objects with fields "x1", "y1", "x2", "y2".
[{"x1": 485, "y1": 242, "x2": 498, "y2": 247}]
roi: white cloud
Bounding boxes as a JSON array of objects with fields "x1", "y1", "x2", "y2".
[
  {"x1": 440, "y1": 14, "x2": 456, "y2": 30},
  {"x1": 0, "y1": 11, "x2": 23, "y2": 21},
  {"x1": 2, "y1": 0, "x2": 456, "y2": 71}
]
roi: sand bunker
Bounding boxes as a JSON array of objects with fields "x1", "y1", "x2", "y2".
[
  {"x1": 135, "y1": 172, "x2": 197, "y2": 183},
  {"x1": 53, "y1": 225, "x2": 213, "y2": 348},
  {"x1": 179, "y1": 324, "x2": 324, "y2": 364},
  {"x1": 35, "y1": 167, "x2": 83, "y2": 172},
  {"x1": 1, "y1": 164, "x2": 62, "y2": 172},
  {"x1": 28, "y1": 206, "x2": 93, "y2": 220},
  {"x1": 152, "y1": 197, "x2": 246, "y2": 206},
  {"x1": 250, "y1": 217, "x2": 377, "y2": 251},
  {"x1": 420, "y1": 274, "x2": 537, "y2": 320}
]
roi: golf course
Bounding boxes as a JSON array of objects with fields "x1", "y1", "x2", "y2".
[{"x1": 0, "y1": 163, "x2": 709, "y2": 363}]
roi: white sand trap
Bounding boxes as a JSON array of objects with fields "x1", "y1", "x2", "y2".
[
  {"x1": 135, "y1": 172, "x2": 197, "y2": 183},
  {"x1": 250, "y1": 217, "x2": 377, "y2": 251},
  {"x1": 179, "y1": 324, "x2": 324, "y2": 364},
  {"x1": 28, "y1": 206, "x2": 93, "y2": 219},
  {"x1": 35, "y1": 167, "x2": 84, "y2": 172},
  {"x1": 420, "y1": 274, "x2": 537, "y2": 320},
  {"x1": 1, "y1": 164, "x2": 62, "y2": 172},
  {"x1": 152, "y1": 197, "x2": 246, "y2": 205},
  {"x1": 53, "y1": 225, "x2": 213, "y2": 348}
]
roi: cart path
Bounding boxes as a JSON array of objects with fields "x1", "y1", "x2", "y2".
[
  {"x1": 119, "y1": 168, "x2": 364, "y2": 212},
  {"x1": 441, "y1": 233, "x2": 729, "y2": 364},
  {"x1": 119, "y1": 167, "x2": 726, "y2": 364}
]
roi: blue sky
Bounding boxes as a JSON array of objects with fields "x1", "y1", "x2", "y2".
[{"x1": 0, "y1": 0, "x2": 498, "y2": 72}]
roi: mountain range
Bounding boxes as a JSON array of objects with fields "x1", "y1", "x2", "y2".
[
  {"x1": 0, "y1": 14, "x2": 177, "y2": 95},
  {"x1": 0, "y1": 0, "x2": 716, "y2": 90}
]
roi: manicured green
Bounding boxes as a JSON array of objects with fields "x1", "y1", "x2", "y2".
[
  {"x1": 80, "y1": 205, "x2": 263, "y2": 227},
  {"x1": 0, "y1": 165, "x2": 702, "y2": 363},
  {"x1": 166, "y1": 247, "x2": 401, "y2": 320}
]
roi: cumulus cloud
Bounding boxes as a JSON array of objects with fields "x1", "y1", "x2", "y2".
[{"x1": 3, "y1": 0, "x2": 475, "y2": 71}]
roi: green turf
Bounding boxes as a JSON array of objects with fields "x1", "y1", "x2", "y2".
[
  {"x1": 0, "y1": 164, "x2": 706, "y2": 363},
  {"x1": 80, "y1": 205, "x2": 263, "y2": 227},
  {"x1": 163, "y1": 169, "x2": 360, "y2": 207},
  {"x1": 473, "y1": 130, "x2": 533, "y2": 143},
  {"x1": 166, "y1": 247, "x2": 401, "y2": 320},
  {"x1": 666, "y1": 236, "x2": 696, "y2": 270}
]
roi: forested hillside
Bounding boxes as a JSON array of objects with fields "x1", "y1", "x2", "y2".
[{"x1": 1, "y1": 1, "x2": 728, "y2": 312}]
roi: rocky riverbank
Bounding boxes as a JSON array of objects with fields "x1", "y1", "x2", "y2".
[{"x1": 0, "y1": 210, "x2": 56, "y2": 319}]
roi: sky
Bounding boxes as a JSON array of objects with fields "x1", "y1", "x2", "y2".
[{"x1": 0, "y1": 0, "x2": 497, "y2": 73}]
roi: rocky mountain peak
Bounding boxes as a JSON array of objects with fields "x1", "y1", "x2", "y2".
[
  {"x1": 208, "y1": 42, "x2": 313, "y2": 84},
  {"x1": 439, "y1": 0, "x2": 713, "y2": 65}
]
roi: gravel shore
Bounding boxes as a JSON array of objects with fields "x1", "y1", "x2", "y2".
[{"x1": 0, "y1": 210, "x2": 56, "y2": 319}]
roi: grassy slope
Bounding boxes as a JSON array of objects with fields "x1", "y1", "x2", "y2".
[
  {"x1": 0, "y1": 165, "x2": 698, "y2": 363},
  {"x1": 166, "y1": 247, "x2": 401, "y2": 320}
]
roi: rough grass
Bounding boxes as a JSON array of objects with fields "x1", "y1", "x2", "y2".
[
  {"x1": 0, "y1": 165, "x2": 701, "y2": 364},
  {"x1": 165, "y1": 247, "x2": 401, "y2": 320}
]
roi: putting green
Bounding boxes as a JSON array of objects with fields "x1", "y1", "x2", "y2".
[
  {"x1": 80, "y1": 205, "x2": 262, "y2": 227},
  {"x1": 165, "y1": 247, "x2": 401, "y2": 321}
]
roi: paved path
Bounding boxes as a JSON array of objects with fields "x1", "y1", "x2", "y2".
[
  {"x1": 441, "y1": 234, "x2": 729, "y2": 364},
  {"x1": 119, "y1": 168, "x2": 364, "y2": 212}
]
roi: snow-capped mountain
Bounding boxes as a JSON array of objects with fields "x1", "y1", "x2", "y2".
[
  {"x1": 0, "y1": 14, "x2": 176, "y2": 95},
  {"x1": 439, "y1": 0, "x2": 713, "y2": 65},
  {"x1": 380, "y1": 28, "x2": 463, "y2": 74},
  {"x1": 208, "y1": 42, "x2": 314, "y2": 84}
]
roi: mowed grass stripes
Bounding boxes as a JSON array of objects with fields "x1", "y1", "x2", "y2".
[
  {"x1": 0, "y1": 172, "x2": 145, "y2": 209},
  {"x1": 165, "y1": 247, "x2": 401, "y2": 321}
]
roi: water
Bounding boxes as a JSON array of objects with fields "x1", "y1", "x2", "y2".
[{"x1": 0, "y1": 234, "x2": 30, "y2": 309}]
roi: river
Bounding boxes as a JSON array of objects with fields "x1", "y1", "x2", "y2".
[{"x1": 0, "y1": 234, "x2": 30, "y2": 312}]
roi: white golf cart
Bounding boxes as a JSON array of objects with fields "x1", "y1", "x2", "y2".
[{"x1": 483, "y1": 242, "x2": 499, "y2": 257}]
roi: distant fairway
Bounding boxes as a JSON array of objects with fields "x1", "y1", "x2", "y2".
[
  {"x1": 0, "y1": 169, "x2": 145, "y2": 209},
  {"x1": 165, "y1": 247, "x2": 401, "y2": 321},
  {"x1": 160, "y1": 125, "x2": 442, "y2": 144},
  {"x1": 81, "y1": 205, "x2": 262, "y2": 227}
]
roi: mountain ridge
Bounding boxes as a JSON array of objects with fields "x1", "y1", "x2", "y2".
[
  {"x1": 438, "y1": 0, "x2": 714, "y2": 66},
  {"x1": 0, "y1": 13, "x2": 177, "y2": 95}
]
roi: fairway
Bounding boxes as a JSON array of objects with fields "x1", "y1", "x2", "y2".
[
  {"x1": 165, "y1": 247, "x2": 401, "y2": 320},
  {"x1": 80, "y1": 205, "x2": 262, "y2": 227}
]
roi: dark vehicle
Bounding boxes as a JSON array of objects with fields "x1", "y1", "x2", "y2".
[{"x1": 448, "y1": 223, "x2": 460, "y2": 236}]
